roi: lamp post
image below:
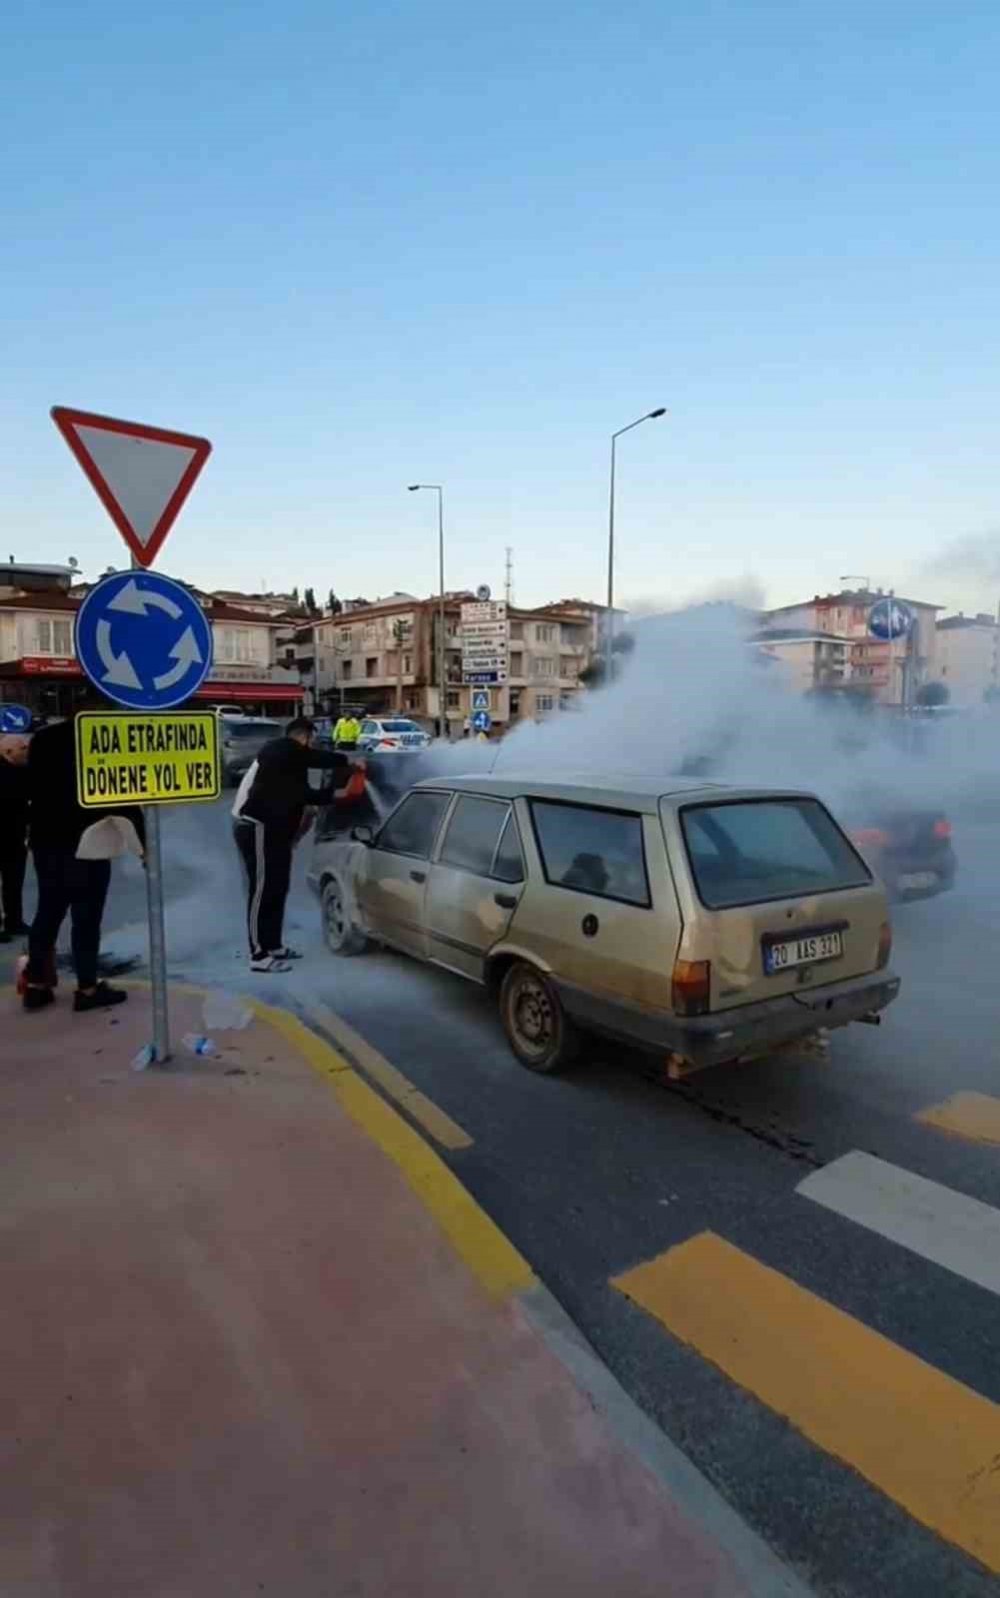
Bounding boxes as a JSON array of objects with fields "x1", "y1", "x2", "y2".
[
  {"x1": 408, "y1": 484, "x2": 447, "y2": 737},
  {"x1": 606, "y1": 408, "x2": 667, "y2": 680}
]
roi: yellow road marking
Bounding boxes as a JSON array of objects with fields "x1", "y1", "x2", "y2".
[
  {"x1": 302, "y1": 1001, "x2": 473, "y2": 1151},
  {"x1": 252, "y1": 998, "x2": 534, "y2": 1300},
  {"x1": 613, "y1": 1231, "x2": 1000, "y2": 1573},
  {"x1": 918, "y1": 1092, "x2": 1000, "y2": 1148}
]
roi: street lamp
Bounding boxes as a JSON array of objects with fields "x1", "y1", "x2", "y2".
[
  {"x1": 606, "y1": 408, "x2": 667, "y2": 679},
  {"x1": 408, "y1": 484, "x2": 447, "y2": 737}
]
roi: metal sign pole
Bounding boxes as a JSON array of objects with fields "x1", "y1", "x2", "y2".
[
  {"x1": 144, "y1": 806, "x2": 171, "y2": 1062},
  {"x1": 129, "y1": 551, "x2": 172, "y2": 1064}
]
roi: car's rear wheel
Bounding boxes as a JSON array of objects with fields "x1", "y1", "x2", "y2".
[
  {"x1": 499, "y1": 961, "x2": 579, "y2": 1074},
  {"x1": 321, "y1": 879, "x2": 368, "y2": 956}
]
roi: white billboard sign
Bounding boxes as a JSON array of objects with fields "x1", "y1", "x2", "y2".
[{"x1": 461, "y1": 599, "x2": 508, "y2": 684}]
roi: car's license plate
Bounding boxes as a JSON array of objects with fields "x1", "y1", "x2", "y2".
[
  {"x1": 764, "y1": 930, "x2": 843, "y2": 974},
  {"x1": 898, "y1": 870, "x2": 936, "y2": 891}
]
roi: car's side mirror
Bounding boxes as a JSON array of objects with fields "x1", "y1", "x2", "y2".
[{"x1": 352, "y1": 824, "x2": 375, "y2": 846}]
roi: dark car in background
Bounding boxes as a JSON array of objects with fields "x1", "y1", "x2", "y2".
[
  {"x1": 219, "y1": 716, "x2": 282, "y2": 786},
  {"x1": 847, "y1": 808, "x2": 956, "y2": 900}
]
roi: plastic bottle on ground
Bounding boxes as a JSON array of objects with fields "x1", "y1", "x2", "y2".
[{"x1": 182, "y1": 1034, "x2": 217, "y2": 1057}]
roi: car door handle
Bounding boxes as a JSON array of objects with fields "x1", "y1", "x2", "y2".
[
  {"x1": 410, "y1": 869, "x2": 426, "y2": 883},
  {"x1": 494, "y1": 892, "x2": 518, "y2": 909}
]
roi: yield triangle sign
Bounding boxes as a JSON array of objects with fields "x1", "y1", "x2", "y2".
[{"x1": 51, "y1": 406, "x2": 212, "y2": 569}]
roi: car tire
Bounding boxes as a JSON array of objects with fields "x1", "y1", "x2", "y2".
[
  {"x1": 321, "y1": 879, "x2": 368, "y2": 956},
  {"x1": 499, "y1": 961, "x2": 579, "y2": 1074}
]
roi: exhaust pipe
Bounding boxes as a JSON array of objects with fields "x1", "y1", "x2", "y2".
[{"x1": 857, "y1": 1011, "x2": 882, "y2": 1027}]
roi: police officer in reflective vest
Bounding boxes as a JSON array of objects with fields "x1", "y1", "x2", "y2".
[{"x1": 333, "y1": 713, "x2": 361, "y2": 749}]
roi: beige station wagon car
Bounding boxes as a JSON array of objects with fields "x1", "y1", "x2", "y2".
[{"x1": 308, "y1": 775, "x2": 900, "y2": 1075}]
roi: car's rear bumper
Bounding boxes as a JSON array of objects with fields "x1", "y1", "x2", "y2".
[
  {"x1": 556, "y1": 968, "x2": 901, "y2": 1070},
  {"x1": 883, "y1": 848, "x2": 956, "y2": 900}
]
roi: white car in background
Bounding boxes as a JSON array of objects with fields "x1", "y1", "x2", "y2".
[{"x1": 358, "y1": 717, "x2": 431, "y2": 753}]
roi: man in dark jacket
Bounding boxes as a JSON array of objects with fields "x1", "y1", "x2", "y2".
[
  {"x1": 231, "y1": 716, "x2": 354, "y2": 972},
  {"x1": 0, "y1": 733, "x2": 30, "y2": 942},
  {"x1": 23, "y1": 714, "x2": 145, "y2": 1013}
]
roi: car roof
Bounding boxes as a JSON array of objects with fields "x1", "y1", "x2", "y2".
[{"x1": 412, "y1": 772, "x2": 819, "y2": 814}]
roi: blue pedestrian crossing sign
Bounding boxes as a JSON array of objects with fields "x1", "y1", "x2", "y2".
[
  {"x1": 0, "y1": 703, "x2": 32, "y2": 732},
  {"x1": 471, "y1": 689, "x2": 491, "y2": 712},
  {"x1": 472, "y1": 709, "x2": 492, "y2": 734},
  {"x1": 868, "y1": 598, "x2": 913, "y2": 642},
  {"x1": 75, "y1": 570, "x2": 213, "y2": 711}
]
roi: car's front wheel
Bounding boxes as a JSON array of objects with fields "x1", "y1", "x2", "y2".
[
  {"x1": 321, "y1": 878, "x2": 369, "y2": 956},
  {"x1": 499, "y1": 961, "x2": 579, "y2": 1074}
]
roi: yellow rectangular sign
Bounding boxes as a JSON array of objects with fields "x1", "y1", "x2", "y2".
[{"x1": 75, "y1": 712, "x2": 220, "y2": 808}]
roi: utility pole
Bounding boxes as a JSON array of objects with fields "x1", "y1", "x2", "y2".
[
  {"x1": 505, "y1": 546, "x2": 514, "y2": 607},
  {"x1": 605, "y1": 408, "x2": 667, "y2": 680},
  {"x1": 407, "y1": 485, "x2": 447, "y2": 738}
]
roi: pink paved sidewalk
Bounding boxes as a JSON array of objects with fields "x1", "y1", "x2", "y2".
[{"x1": 1, "y1": 985, "x2": 750, "y2": 1598}]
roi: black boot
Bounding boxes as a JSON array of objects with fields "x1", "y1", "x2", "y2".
[
  {"x1": 23, "y1": 985, "x2": 55, "y2": 1012},
  {"x1": 74, "y1": 982, "x2": 128, "y2": 1013}
]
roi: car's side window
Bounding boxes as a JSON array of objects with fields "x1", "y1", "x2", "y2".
[
  {"x1": 361, "y1": 721, "x2": 378, "y2": 735},
  {"x1": 377, "y1": 791, "x2": 451, "y2": 859},
  {"x1": 530, "y1": 801, "x2": 650, "y2": 907},
  {"x1": 439, "y1": 796, "x2": 509, "y2": 876},
  {"x1": 492, "y1": 812, "x2": 526, "y2": 883}
]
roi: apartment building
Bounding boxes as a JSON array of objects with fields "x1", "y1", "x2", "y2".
[
  {"x1": 932, "y1": 613, "x2": 999, "y2": 706},
  {"x1": 0, "y1": 574, "x2": 303, "y2": 718},
  {"x1": 750, "y1": 627, "x2": 852, "y2": 692},
  {"x1": 761, "y1": 589, "x2": 941, "y2": 705},
  {"x1": 312, "y1": 592, "x2": 604, "y2": 732}
]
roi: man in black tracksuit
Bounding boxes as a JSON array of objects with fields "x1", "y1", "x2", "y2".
[
  {"x1": 232, "y1": 716, "x2": 352, "y2": 972},
  {"x1": 24, "y1": 715, "x2": 146, "y2": 1013}
]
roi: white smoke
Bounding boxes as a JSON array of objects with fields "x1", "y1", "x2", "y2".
[{"x1": 433, "y1": 602, "x2": 1000, "y2": 826}]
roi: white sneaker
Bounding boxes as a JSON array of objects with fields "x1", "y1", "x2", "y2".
[{"x1": 250, "y1": 954, "x2": 292, "y2": 974}]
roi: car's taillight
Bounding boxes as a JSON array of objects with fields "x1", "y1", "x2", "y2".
[
  {"x1": 672, "y1": 959, "x2": 711, "y2": 1017},
  {"x1": 933, "y1": 818, "x2": 952, "y2": 840},
  {"x1": 853, "y1": 828, "x2": 889, "y2": 850},
  {"x1": 877, "y1": 921, "x2": 892, "y2": 969}
]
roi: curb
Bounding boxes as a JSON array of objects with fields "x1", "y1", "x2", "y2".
[
  {"x1": 520, "y1": 1285, "x2": 814, "y2": 1598},
  {"x1": 274, "y1": 993, "x2": 815, "y2": 1598}
]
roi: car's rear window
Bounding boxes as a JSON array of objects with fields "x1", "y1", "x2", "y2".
[
  {"x1": 681, "y1": 799, "x2": 871, "y2": 909},
  {"x1": 223, "y1": 722, "x2": 275, "y2": 739}
]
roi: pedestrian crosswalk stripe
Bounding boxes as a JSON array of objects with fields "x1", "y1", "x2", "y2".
[
  {"x1": 612, "y1": 1232, "x2": 1000, "y2": 1574},
  {"x1": 797, "y1": 1151, "x2": 1000, "y2": 1299},
  {"x1": 917, "y1": 1091, "x2": 1000, "y2": 1147}
]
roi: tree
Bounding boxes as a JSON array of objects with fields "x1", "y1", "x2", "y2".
[
  {"x1": 327, "y1": 590, "x2": 343, "y2": 615},
  {"x1": 304, "y1": 586, "x2": 318, "y2": 615},
  {"x1": 916, "y1": 681, "x2": 950, "y2": 708},
  {"x1": 290, "y1": 585, "x2": 300, "y2": 605}
]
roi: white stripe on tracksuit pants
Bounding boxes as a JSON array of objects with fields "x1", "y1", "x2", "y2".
[{"x1": 232, "y1": 760, "x2": 294, "y2": 958}]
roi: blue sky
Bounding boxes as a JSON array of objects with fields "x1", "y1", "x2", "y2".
[{"x1": 2, "y1": 0, "x2": 998, "y2": 613}]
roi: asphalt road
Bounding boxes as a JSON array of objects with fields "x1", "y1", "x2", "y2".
[{"x1": 16, "y1": 799, "x2": 1000, "y2": 1597}]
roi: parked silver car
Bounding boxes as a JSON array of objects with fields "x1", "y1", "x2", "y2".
[{"x1": 308, "y1": 773, "x2": 899, "y2": 1075}]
